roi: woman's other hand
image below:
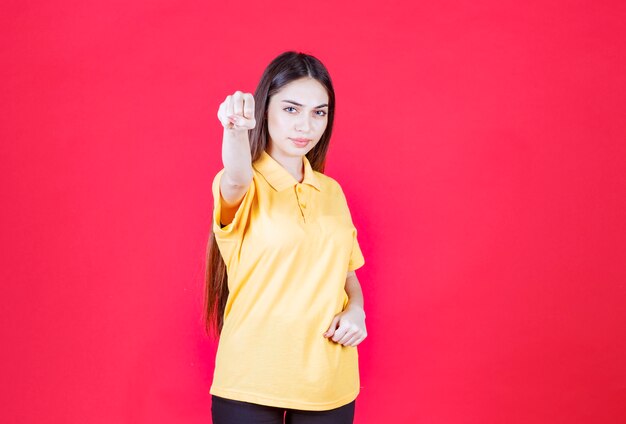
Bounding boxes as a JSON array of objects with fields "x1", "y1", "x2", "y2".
[{"x1": 323, "y1": 305, "x2": 367, "y2": 347}]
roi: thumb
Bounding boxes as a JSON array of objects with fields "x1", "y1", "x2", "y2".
[
  {"x1": 324, "y1": 315, "x2": 341, "y2": 337},
  {"x1": 229, "y1": 114, "x2": 255, "y2": 130}
]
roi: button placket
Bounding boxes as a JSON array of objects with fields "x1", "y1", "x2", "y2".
[{"x1": 295, "y1": 184, "x2": 308, "y2": 223}]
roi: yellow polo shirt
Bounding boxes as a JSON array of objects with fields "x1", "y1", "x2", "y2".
[{"x1": 209, "y1": 149, "x2": 365, "y2": 411}]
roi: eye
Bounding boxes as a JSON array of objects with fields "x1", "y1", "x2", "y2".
[
  {"x1": 283, "y1": 106, "x2": 297, "y2": 113},
  {"x1": 315, "y1": 110, "x2": 327, "y2": 117}
]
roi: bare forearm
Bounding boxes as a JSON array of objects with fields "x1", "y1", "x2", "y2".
[
  {"x1": 222, "y1": 128, "x2": 253, "y2": 186},
  {"x1": 344, "y1": 272, "x2": 365, "y2": 316}
]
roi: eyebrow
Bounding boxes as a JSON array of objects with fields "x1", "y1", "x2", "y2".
[{"x1": 281, "y1": 100, "x2": 329, "y2": 108}]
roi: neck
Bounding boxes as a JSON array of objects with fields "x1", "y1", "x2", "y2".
[{"x1": 266, "y1": 147, "x2": 304, "y2": 183}]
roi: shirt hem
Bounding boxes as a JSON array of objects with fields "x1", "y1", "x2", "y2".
[{"x1": 209, "y1": 386, "x2": 359, "y2": 411}]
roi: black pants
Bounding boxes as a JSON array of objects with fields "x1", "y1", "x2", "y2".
[{"x1": 211, "y1": 395, "x2": 355, "y2": 424}]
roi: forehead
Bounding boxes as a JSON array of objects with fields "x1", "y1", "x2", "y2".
[{"x1": 271, "y1": 78, "x2": 329, "y2": 105}]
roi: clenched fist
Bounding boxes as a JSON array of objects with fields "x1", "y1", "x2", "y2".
[{"x1": 217, "y1": 91, "x2": 256, "y2": 131}]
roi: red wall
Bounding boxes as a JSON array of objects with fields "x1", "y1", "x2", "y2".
[{"x1": 2, "y1": 1, "x2": 625, "y2": 423}]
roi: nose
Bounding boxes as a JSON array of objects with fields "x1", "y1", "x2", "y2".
[{"x1": 295, "y1": 113, "x2": 312, "y2": 133}]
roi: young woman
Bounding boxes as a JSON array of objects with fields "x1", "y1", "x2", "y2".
[{"x1": 204, "y1": 51, "x2": 367, "y2": 424}]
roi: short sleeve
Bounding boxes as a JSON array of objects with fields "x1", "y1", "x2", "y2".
[
  {"x1": 348, "y1": 227, "x2": 365, "y2": 272},
  {"x1": 211, "y1": 169, "x2": 256, "y2": 265},
  {"x1": 335, "y1": 182, "x2": 365, "y2": 272}
]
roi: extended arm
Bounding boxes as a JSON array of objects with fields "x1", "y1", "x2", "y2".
[{"x1": 217, "y1": 92, "x2": 256, "y2": 226}]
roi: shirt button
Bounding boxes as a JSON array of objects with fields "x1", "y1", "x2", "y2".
[
  {"x1": 301, "y1": 202, "x2": 307, "y2": 208},
  {"x1": 297, "y1": 185, "x2": 303, "y2": 193}
]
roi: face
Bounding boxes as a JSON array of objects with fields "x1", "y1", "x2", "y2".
[{"x1": 266, "y1": 77, "x2": 329, "y2": 159}]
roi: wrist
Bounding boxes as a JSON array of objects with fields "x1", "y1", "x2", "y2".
[{"x1": 346, "y1": 303, "x2": 366, "y2": 318}]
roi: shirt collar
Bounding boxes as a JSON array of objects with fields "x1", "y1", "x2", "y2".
[{"x1": 253, "y1": 150, "x2": 321, "y2": 192}]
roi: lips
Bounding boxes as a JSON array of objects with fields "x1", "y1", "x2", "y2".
[{"x1": 290, "y1": 138, "x2": 312, "y2": 143}]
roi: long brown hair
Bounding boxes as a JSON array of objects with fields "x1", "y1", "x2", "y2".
[{"x1": 203, "y1": 51, "x2": 337, "y2": 339}]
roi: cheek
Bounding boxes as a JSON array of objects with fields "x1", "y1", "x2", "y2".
[
  {"x1": 269, "y1": 112, "x2": 289, "y2": 132},
  {"x1": 267, "y1": 113, "x2": 283, "y2": 136},
  {"x1": 316, "y1": 119, "x2": 328, "y2": 134}
]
